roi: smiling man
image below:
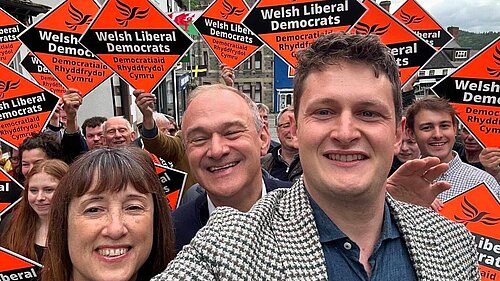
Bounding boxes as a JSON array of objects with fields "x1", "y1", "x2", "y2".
[
  {"x1": 103, "y1": 117, "x2": 136, "y2": 148},
  {"x1": 153, "y1": 33, "x2": 479, "y2": 280},
  {"x1": 406, "y1": 97, "x2": 499, "y2": 203}
]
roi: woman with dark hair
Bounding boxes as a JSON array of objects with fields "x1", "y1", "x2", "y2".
[
  {"x1": 41, "y1": 147, "x2": 175, "y2": 281},
  {"x1": 1, "y1": 159, "x2": 69, "y2": 263},
  {"x1": 17, "y1": 133, "x2": 64, "y2": 183}
]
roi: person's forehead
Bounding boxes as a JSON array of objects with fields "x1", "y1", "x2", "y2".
[
  {"x1": 185, "y1": 91, "x2": 252, "y2": 129},
  {"x1": 23, "y1": 148, "x2": 47, "y2": 159},
  {"x1": 415, "y1": 109, "x2": 453, "y2": 123},
  {"x1": 106, "y1": 119, "x2": 130, "y2": 129},
  {"x1": 86, "y1": 125, "x2": 103, "y2": 133},
  {"x1": 278, "y1": 110, "x2": 293, "y2": 122}
]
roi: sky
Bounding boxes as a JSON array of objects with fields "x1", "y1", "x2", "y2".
[
  {"x1": 389, "y1": 0, "x2": 500, "y2": 33},
  {"x1": 35, "y1": 0, "x2": 500, "y2": 33}
]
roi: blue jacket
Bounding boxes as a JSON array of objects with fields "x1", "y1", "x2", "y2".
[{"x1": 172, "y1": 170, "x2": 292, "y2": 253}]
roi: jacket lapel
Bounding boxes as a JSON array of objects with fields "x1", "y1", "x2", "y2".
[
  {"x1": 387, "y1": 196, "x2": 451, "y2": 280},
  {"x1": 271, "y1": 179, "x2": 328, "y2": 280}
]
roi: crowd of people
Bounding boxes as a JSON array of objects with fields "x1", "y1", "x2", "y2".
[{"x1": 0, "y1": 32, "x2": 498, "y2": 280}]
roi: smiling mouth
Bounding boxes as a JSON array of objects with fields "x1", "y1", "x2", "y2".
[
  {"x1": 429, "y1": 142, "x2": 447, "y2": 147},
  {"x1": 208, "y1": 161, "x2": 238, "y2": 172},
  {"x1": 326, "y1": 154, "x2": 367, "y2": 162},
  {"x1": 97, "y1": 247, "x2": 129, "y2": 257}
]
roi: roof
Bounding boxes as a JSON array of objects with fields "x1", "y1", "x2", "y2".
[{"x1": 423, "y1": 51, "x2": 455, "y2": 69}]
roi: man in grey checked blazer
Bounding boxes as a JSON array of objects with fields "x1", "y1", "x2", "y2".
[{"x1": 153, "y1": 33, "x2": 479, "y2": 280}]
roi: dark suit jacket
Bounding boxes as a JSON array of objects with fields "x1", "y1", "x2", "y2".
[{"x1": 172, "y1": 170, "x2": 292, "y2": 253}]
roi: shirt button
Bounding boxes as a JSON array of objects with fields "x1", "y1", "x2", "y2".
[{"x1": 343, "y1": 242, "x2": 352, "y2": 250}]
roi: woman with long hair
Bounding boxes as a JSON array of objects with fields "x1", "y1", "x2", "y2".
[
  {"x1": 41, "y1": 147, "x2": 175, "y2": 281},
  {"x1": 1, "y1": 159, "x2": 69, "y2": 262}
]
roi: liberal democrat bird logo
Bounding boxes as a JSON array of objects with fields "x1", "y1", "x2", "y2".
[
  {"x1": 115, "y1": 0, "x2": 149, "y2": 27},
  {"x1": 0, "y1": 80, "x2": 20, "y2": 99},
  {"x1": 220, "y1": 0, "x2": 244, "y2": 19},
  {"x1": 65, "y1": 3, "x2": 93, "y2": 31},
  {"x1": 486, "y1": 46, "x2": 500, "y2": 78},
  {"x1": 354, "y1": 22, "x2": 391, "y2": 36},
  {"x1": 454, "y1": 197, "x2": 500, "y2": 226},
  {"x1": 399, "y1": 10, "x2": 424, "y2": 25}
]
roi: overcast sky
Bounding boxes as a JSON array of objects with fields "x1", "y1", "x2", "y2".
[
  {"x1": 389, "y1": 0, "x2": 500, "y2": 32},
  {"x1": 35, "y1": 0, "x2": 500, "y2": 33}
]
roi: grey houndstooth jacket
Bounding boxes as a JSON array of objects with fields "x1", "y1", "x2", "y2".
[{"x1": 153, "y1": 179, "x2": 480, "y2": 280}]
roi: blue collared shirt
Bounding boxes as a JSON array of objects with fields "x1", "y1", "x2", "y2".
[{"x1": 309, "y1": 197, "x2": 418, "y2": 281}]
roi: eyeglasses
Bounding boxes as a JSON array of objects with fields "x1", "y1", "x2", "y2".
[{"x1": 277, "y1": 122, "x2": 291, "y2": 129}]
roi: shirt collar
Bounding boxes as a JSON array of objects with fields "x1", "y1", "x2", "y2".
[
  {"x1": 309, "y1": 194, "x2": 400, "y2": 243},
  {"x1": 207, "y1": 178, "x2": 267, "y2": 216}
]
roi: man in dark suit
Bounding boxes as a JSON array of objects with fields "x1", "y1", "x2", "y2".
[{"x1": 170, "y1": 84, "x2": 292, "y2": 252}]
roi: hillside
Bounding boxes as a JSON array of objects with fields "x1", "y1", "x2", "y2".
[{"x1": 457, "y1": 30, "x2": 499, "y2": 50}]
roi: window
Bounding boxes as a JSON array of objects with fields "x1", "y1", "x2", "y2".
[
  {"x1": 243, "y1": 83, "x2": 251, "y2": 97},
  {"x1": 203, "y1": 51, "x2": 209, "y2": 65},
  {"x1": 429, "y1": 70, "x2": 435, "y2": 76},
  {"x1": 254, "y1": 82, "x2": 262, "y2": 102},
  {"x1": 455, "y1": 50, "x2": 468, "y2": 59},
  {"x1": 254, "y1": 51, "x2": 262, "y2": 70},
  {"x1": 244, "y1": 57, "x2": 252, "y2": 70},
  {"x1": 442, "y1": 69, "x2": 448, "y2": 76},
  {"x1": 418, "y1": 70, "x2": 426, "y2": 76}
]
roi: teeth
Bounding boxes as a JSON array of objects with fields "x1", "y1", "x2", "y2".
[
  {"x1": 430, "y1": 142, "x2": 445, "y2": 146},
  {"x1": 98, "y1": 248, "x2": 128, "y2": 257},
  {"x1": 329, "y1": 154, "x2": 365, "y2": 161},
  {"x1": 208, "y1": 162, "x2": 237, "y2": 172}
]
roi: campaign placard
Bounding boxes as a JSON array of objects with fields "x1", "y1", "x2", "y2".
[
  {"x1": 155, "y1": 164, "x2": 187, "y2": 211},
  {"x1": 193, "y1": 0, "x2": 263, "y2": 68},
  {"x1": 431, "y1": 37, "x2": 500, "y2": 148},
  {"x1": 21, "y1": 53, "x2": 67, "y2": 98},
  {"x1": 0, "y1": 168, "x2": 23, "y2": 218},
  {"x1": 18, "y1": 0, "x2": 114, "y2": 98},
  {"x1": 440, "y1": 183, "x2": 500, "y2": 281},
  {"x1": 0, "y1": 62, "x2": 59, "y2": 149},
  {"x1": 80, "y1": 0, "x2": 194, "y2": 92},
  {"x1": 393, "y1": 0, "x2": 453, "y2": 50},
  {"x1": 0, "y1": 8, "x2": 25, "y2": 65},
  {"x1": 352, "y1": 0, "x2": 436, "y2": 87},
  {"x1": 242, "y1": 0, "x2": 367, "y2": 68},
  {"x1": 0, "y1": 247, "x2": 43, "y2": 281}
]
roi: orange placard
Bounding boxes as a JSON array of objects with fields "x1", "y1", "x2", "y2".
[
  {"x1": 440, "y1": 183, "x2": 500, "y2": 281},
  {"x1": 0, "y1": 169, "x2": 23, "y2": 218},
  {"x1": 18, "y1": 0, "x2": 114, "y2": 98},
  {"x1": 393, "y1": 0, "x2": 453, "y2": 50},
  {"x1": 0, "y1": 8, "x2": 25, "y2": 64},
  {"x1": 352, "y1": 0, "x2": 437, "y2": 88},
  {"x1": 431, "y1": 37, "x2": 500, "y2": 148},
  {"x1": 80, "y1": 0, "x2": 193, "y2": 92},
  {"x1": 0, "y1": 247, "x2": 43, "y2": 279},
  {"x1": 194, "y1": 0, "x2": 263, "y2": 68},
  {"x1": 242, "y1": 0, "x2": 367, "y2": 68},
  {"x1": 21, "y1": 53, "x2": 67, "y2": 98},
  {"x1": 0, "y1": 63, "x2": 60, "y2": 149},
  {"x1": 155, "y1": 164, "x2": 187, "y2": 211}
]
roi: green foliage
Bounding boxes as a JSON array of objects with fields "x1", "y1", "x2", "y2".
[{"x1": 457, "y1": 30, "x2": 500, "y2": 50}]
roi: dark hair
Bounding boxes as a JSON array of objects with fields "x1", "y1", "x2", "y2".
[
  {"x1": 405, "y1": 96, "x2": 457, "y2": 132},
  {"x1": 18, "y1": 133, "x2": 63, "y2": 161},
  {"x1": 293, "y1": 32, "x2": 402, "y2": 123},
  {"x1": 81, "y1": 116, "x2": 107, "y2": 136},
  {"x1": 18, "y1": 133, "x2": 64, "y2": 182},
  {"x1": 1, "y1": 159, "x2": 69, "y2": 261},
  {"x1": 41, "y1": 147, "x2": 175, "y2": 281}
]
